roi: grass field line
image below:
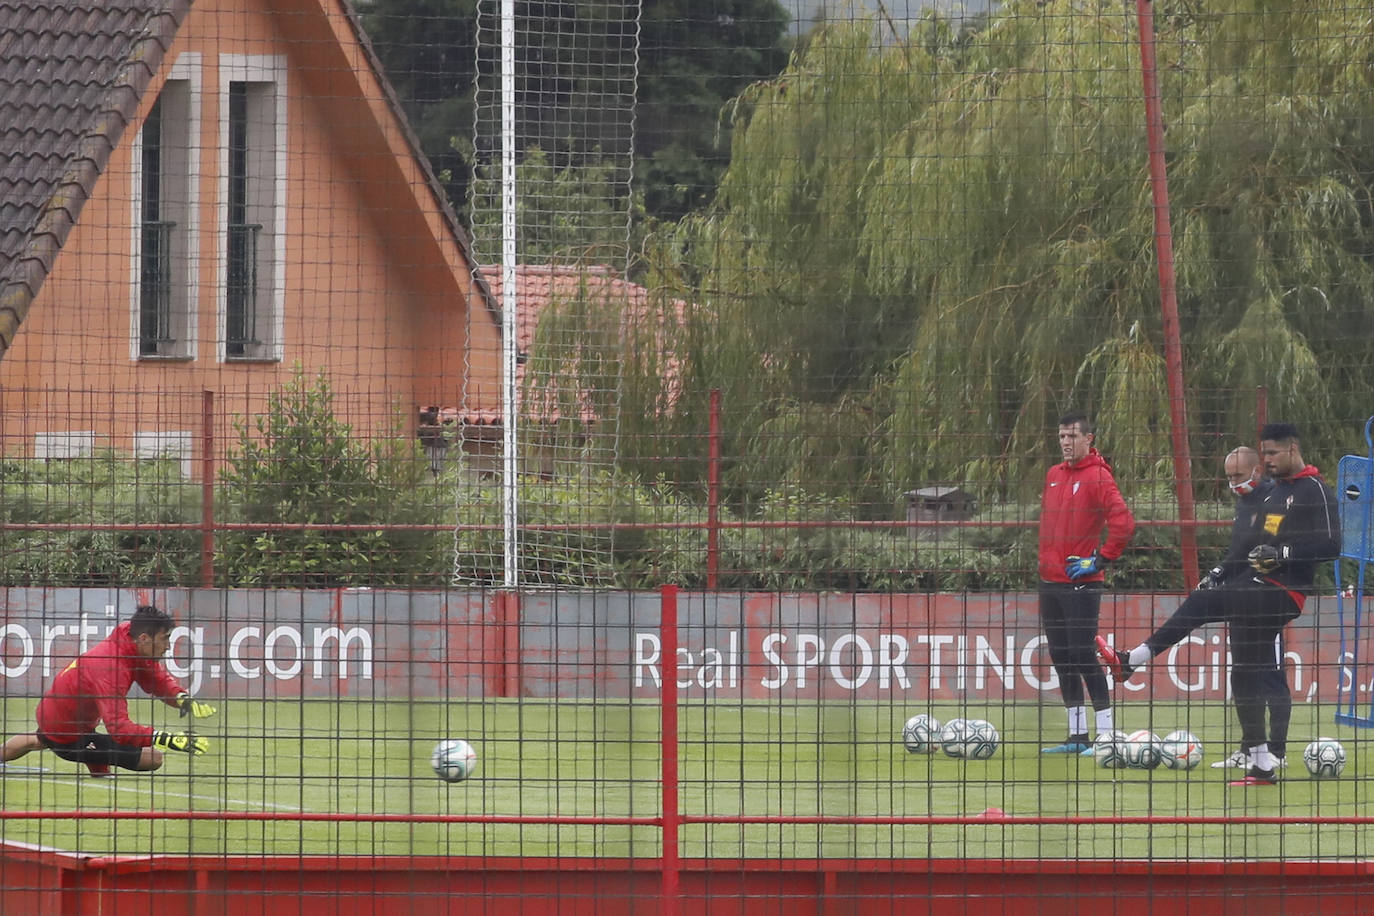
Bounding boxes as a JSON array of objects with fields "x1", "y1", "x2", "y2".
[{"x1": 5, "y1": 771, "x2": 303, "y2": 812}]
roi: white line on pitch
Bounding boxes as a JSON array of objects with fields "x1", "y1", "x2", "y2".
[{"x1": 6, "y1": 773, "x2": 302, "y2": 812}]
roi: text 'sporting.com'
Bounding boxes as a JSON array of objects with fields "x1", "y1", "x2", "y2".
[{"x1": 0, "y1": 614, "x2": 373, "y2": 696}]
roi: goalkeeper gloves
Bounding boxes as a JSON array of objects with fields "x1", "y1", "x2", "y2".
[
  {"x1": 154, "y1": 731, "x2": 209, "y2": 756},
  {"x1": 1065, "y1": 552, "x2": 1105, "y2": 581},
  {"x1": 1196, "y1": 566, "x2": 1225, "y2": 591},
  {"x1": 1248, "y1": 543, "x2": 1284, "y2": 573},
  {"x1": 176, "y1": 693, "x2": 217, "y2": 719}
]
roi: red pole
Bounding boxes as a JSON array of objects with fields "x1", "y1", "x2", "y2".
[
  {"x1": 1136, "y1": 0, "x2": 1199, "y2": 588},
  {"x1": 707, "y1": 389, "x2": 721, "y2": 589},
  {"x1": 498, "y1": 590, "x2": 520, "y2": 698},
  {"x1": 200, "y1": 389, "x2": 215, "y2": 588},
  {"x1": 659, "y1": 584, "x2": 680, "y2": 915}
]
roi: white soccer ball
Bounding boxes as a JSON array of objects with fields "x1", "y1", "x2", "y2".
[
  {"x1": 902, "y1": 714, "x2": 942, "y2": 754},
  {"x1": 1093, "y1": 730, "x2": 1130, "y2": 769},
  {"x1": 938, "y1": 718, "x2": 970, "y2": 757},
  {"x1": 939, "y1": 717, "x2": 999, "y2": 759},
  {"x1": 963, "y1": 719, "x2": 1000, "y2": 760},
  {"x1": 431, "y1": 738, "x2": 478, "y2": 783},
  {"x1": 1123, "y1": 730, "x2": 1163, "y2": 770},
  {"x1": 1159, "y1": 730, "x2": 1203, "y2": 770},
  {"x1": 1303, "y1": 738, "x2": 1346, "y2": 779}
]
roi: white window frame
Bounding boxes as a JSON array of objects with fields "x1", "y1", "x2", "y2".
[
  {"x1": 133, "y1": 430, "x2": 194, "y2": 479},
  {"x1": 33, "y1": 432, "x2": 97, "y2": 459},
  {"x1": 130, "y1": 53, "x2": 202, "y2": 361},
  {"x1": 217, "y1": 54, "x2": 287, "y2": 362}
]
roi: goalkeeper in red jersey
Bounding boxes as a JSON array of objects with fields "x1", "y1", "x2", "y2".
[{"x1": 1, "y1": 605, "x2": 215, "y2": 776}]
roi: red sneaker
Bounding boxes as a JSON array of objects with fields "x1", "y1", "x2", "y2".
[
  {"x1": 1095, "y1": 635, "x2": 1129, "y2": 681},
  {"x1": 1229, "y1": 769, "x2": 1277, "y2": 787},
  {"x1": 85, "y1": 761, "x2": 111, "y2": 777}
]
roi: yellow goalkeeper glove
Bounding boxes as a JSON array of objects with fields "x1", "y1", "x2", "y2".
[
  {"x1": 154, "y1": 731, "x2": 209, "y2": 755},
  {"x1": 176, "y1": 693, "x2": 217, "y2": 719}
]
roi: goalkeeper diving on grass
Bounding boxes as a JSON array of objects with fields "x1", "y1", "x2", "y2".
[{"x1": 1, "y1": 605, "x2": 214, "y2": 776}]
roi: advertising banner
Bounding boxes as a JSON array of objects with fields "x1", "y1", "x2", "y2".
[{"x1": 0, "y1": 588, "x2": 1353, "y2": 704}]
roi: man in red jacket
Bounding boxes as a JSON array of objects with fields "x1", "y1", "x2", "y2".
[
  {"x1": 1, "y1": 605, "x2": 214, "y2": 775},
  {"x1": 1038, "y1": 412, "x2": 1136, "y2": 754}
]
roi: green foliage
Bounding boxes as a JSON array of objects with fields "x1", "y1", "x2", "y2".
[
  {"x1": 619, "y1": 0, "x2": 1374, "y2": 516},
  {"x1": 216, "y1": 369, "x2": 451, "y2": 587},
  {"x1": 360, "y1": 0, "x2": 792, "y2": 225},
  {"x1": 0, "y1": 453, "x2": 201, "y2": 586},
  {"x1": 451, "y1": 470, "x2": 711, "y2": 587},
  {"x1": 468, "y1": 145, "x2": 642, "y2": 265}
]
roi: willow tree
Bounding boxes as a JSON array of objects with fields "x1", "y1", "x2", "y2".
[{"x1": 622, "y1": 0, "x2": 1374, "y2": 513}]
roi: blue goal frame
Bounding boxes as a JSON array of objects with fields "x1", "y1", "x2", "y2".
[{"x1": 1335, "y1": 415, "x2": 1374, "y2": 728}]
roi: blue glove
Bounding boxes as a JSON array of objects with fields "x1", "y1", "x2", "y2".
[{"x1": 1065, "y1": 553, "x2": 1104, "y2": 580}]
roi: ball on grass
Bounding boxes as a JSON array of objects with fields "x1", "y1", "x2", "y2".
[
  {"x1": 902, "y1": 714, "x2": 942, "y2": 754},
  {"x1": 431, "y1": 738, "x2": 478, "y2": 783}
]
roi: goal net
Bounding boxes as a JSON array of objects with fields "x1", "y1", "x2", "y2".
[{"x1": 457, "y1": 0, "x2": 641, "y2": 587}]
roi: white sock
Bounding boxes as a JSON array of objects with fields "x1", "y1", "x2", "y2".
[
  {"x1": 1252, "y1": 743, "x2": 1276, "y2": 772},
  {"x1": 1068, "y1": 706, "x2": 1087, "y2": 736},
  {"x1": 1095, "y1": 708, "x2": 1114, "y2": 735},
  {"x1": 1127, "y1": 644, "x2": 1151, "y2": 668}
]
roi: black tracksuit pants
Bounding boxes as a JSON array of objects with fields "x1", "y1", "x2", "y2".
[
  {"x1": 1040, "y1": 581, "x2": 1111, "y2": 712},
  {"x1": 1143, "y1": 581, "x2": 1292, "y2": 758},
  {"x1": 1224, "y1": 579, "x2": 1300, "y2": 759}
]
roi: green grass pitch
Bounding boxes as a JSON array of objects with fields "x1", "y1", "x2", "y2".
[{"x1": 0, "y1": 697, "x2": 1366, "y2": 861}]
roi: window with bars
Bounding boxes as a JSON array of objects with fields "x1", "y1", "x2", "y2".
[
  {"x1": 224, "y1": 77, "x2": 277, "y2": 360},
  {"x1": 137, "y1": 84, "x2": 194, "y2": 358}
]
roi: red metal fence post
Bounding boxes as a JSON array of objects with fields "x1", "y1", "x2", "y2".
[
  {"x1": 498, "y1": 590, "x2": 521, "y2": 698},
  {"x1": 660, "y1": 584, "x2": 680, "y2": 915},
  {"x1": 1135, "y1": 0, "x2": 1199, "y2": 588}
]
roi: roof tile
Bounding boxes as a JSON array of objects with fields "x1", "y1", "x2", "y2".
[{"x1": 0, "y1": 0, "x2": 190, "y2": 354}]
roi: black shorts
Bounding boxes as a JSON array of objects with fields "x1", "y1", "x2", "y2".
[{"x1": 38, "y1": 732, "x2": 144, "y2": 771}]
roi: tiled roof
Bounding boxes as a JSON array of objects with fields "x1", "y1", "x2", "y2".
[
  {"x1": 0, "y1": 0, "x2": 191, "y2": 356},
  {"x1": 490, "y1": 263, "x2": 650, "y2": 357}
]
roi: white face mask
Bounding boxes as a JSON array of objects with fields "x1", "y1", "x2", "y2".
[{"x1": 1229, "y1": 476, "x2": 1257, "y2": 497}]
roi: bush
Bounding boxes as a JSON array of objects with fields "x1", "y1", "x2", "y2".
[
  {"x1": 216, "y1": 369, "x2": 451, "y2": 587},
  {"x1": 0, "y1": 452, "x2": 201, "y2": 586}
]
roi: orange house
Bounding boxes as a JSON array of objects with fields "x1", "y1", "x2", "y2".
[{"x1": 0, "y1": 0, "x2": 501, "y2": 472}]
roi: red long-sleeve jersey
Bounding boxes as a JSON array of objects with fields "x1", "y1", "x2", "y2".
[
  {"x1": 1037, "y1": 448, "x2": 1135, "y2": 583},
  {"x1": 35, "y1": 621, "x2": 183, "y2": 746}
]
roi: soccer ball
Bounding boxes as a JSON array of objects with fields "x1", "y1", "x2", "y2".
[
  {"x1": 1303, "y1": 738, "x2": 1346, "y2": 779},
  {"x1": 431, "y1": 738, "x2": 478, "y2": 783},
  {"x1": 940, "y1": 717, "x2": 999, "y2": 759},
  {"x1": 902, "y1": 714, "x2": 942, "y2": 754},
  {"x1": 1122, "y1": 730, "x2": 1163, "y2": 770},
  {"x1": 1093, "y1": 730, "x2": 1130, "y2": 769},
  {"x1": 938, "y1": 718, "x2": 971, "y2": 757},
  {"x1": 1159, "y1": 730, "x2": 1203, "y2": 770},
  {"x1": 963, "y1": 719, "x2": 1001, "y2": 760}
]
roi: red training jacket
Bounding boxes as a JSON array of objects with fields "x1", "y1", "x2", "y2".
[
  {"x1": 1037, "y1": 447, "x2": 1136, "y2": 583},
  {"x1": 35, "y1": 621, "x2": 183, "y2": 746}
]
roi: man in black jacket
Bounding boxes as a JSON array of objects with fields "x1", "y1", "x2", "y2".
[
  {"x1": 1098, "y1": 445, "x2": 1287, "y2": 768},
  {"x1": 1226, "y1": 423, "x2": 1340, "y2": 786},
  {"x1": 1098, "y1": 447, "x2": 1268, "y2": 674}
]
